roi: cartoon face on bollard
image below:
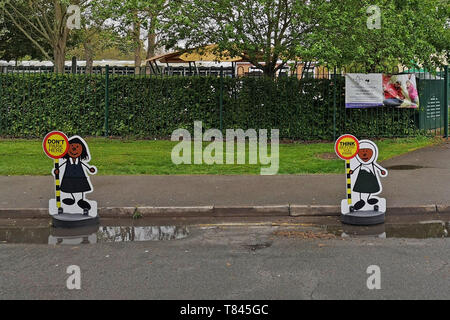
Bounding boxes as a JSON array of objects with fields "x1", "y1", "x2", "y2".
[{"x1": 357, "y1": 148, "x2": 373, "y2": 163}]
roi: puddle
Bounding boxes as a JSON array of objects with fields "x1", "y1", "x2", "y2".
[
  {"x1": 385, "y1": 165, "x2": 426, "y2": 170},
  {"x1": 0, "y1": 220, "x2": 448, "y2": 245},
  {"x1": 242, "y1": 242, "x2": 272, "y2": 251},
  {"x1": 326, "y1": 222, "x2": 449, "y2": 239},
  {"x1": 0, "y1": 225, "x2": 189, "y2": 245}
]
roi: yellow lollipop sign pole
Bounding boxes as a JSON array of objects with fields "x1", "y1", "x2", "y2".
[
  {"x1": 54, "y1": 158, "x2": 62, "y2": 209},
  {"x1": 335, "y1": 134, "x2": 360, "y2": 210},
  {"x1": 43, "y1": 131, "x2": 69, "y2": 214},
  {"x1": 346, "y1": 159, "x2": 352, "y2": 205}
]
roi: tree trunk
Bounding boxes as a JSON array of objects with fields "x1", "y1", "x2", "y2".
[
  {"x1": 146, "y1": 33, "x2": 156, "y2": 60},
  {"x1": 145, "y1": 32, "x2": 157, "y2": 75},
  {"x1": 146, "y1": 14, "x2": 157, "y2": 60},
  {"x1": 263, "y1": 63, "x2": 276, "y2": 78},
  {"x1": 53, "y1": 41, "x2": 66, "y2": 73},
  {"x1": 132, "y1": 14, "x2": 142, "y2": 74},
  {"x1": 53, "y1": 1, "x2": 69, "y2": 73},
  {"x1": 83, "y1": 40, "x2": 94, "y2": 74}
]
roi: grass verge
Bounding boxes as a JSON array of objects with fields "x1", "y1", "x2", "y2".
[{"x1": 0, "y1": 136, "x2": 442, "y2": 175}]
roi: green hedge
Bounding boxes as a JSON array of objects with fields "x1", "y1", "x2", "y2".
[{"x1": 0, "y1": 72, "x2": 419, "y2": 139}]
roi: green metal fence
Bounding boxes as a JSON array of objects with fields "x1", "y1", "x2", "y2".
[{"x1": 0, "y1": 65, "x2": 448, "y2": 140}]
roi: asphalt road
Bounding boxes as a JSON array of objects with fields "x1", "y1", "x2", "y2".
[{"x1": 0, "y1": 222, "x2": 449, "y2": 300}]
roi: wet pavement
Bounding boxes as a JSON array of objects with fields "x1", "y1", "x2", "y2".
[{"x1": 0, "y1": 214, "x2": 449, "y2": 245}]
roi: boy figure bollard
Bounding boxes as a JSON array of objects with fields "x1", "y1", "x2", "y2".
[
  {"x1": 43, "y1": 132, "x2": 99, "y2": 228},
  {"x1": 335, "y1": 134, "x2": 388, "y2": 226}
]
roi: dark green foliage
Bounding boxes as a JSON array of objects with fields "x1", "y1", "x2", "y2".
[
  {"x1": 0, "y1": 73, "x2": 105, "y2": 137},
  {"x1": 0, "y1": 73, "x2": 419, "y2": 139}
]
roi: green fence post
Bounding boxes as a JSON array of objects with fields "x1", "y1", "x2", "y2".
[
  {"x1": 71, "y1": 56, "x2": 77, "y2": 74},
  {"x1": 220, "y1": 66, "x2": 224, "y2": 132},
  {"x1": 105, "y1": 65, "x2": 110, "y2": 137},
  {"x1": 333, "y1": 66, "x2": 337, "y2": 141},
  {"x1": 444, "y1": 65, "x2": 449, "y2": 139},
  {"x1": 0, "y1": 69, "x2": 2, "y2": 135}
]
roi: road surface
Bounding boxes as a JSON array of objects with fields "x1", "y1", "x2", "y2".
[{"x1": 0, "y1": 219, "x2": 448, "y2": 300}]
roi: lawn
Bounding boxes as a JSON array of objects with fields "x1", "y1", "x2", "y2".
[{"x1": 0, "y1": 136, "x2": 441, "y2": 176}]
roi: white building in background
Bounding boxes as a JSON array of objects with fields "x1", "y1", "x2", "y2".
[
  {"x1": 0, "y1": 60, "x2": 137, "y2": 67},
  {"x1": 0, "y1": 59, "x2": 233, "y2": 68}
]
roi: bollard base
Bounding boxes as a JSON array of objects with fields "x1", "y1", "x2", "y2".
[
  {"x1": 341, "y1": 211, "x2": 385, "y2": 226},
  {"x1": 52, "y1": 213, "x2": 99, "y2": 229}
]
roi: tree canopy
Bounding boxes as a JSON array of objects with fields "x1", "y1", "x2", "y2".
[
  {"x1": 0, "y1": 0, "x2": 448, "y2": 74},
  {"x1": 304, "y1": 0, "x2": 450, "y2": 71},
  {"x1": 96, "y1": 0, "x2": 167, "y2": 68},
  {"x1": 0, "y1": 3, "x2": 51, "y2": 62},
  {"x1": 161, "y1": 0, "x2": 327, "y2": 76},
  {"x1": 160, "y1": 0, "x2": 449, "y2": 75}
]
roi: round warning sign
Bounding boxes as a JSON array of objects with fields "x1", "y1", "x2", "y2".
[
  {"x1": 335, "y1": 134, "x2": 359, "y2": 160},
  {"x1": 43, "y1": 131, "x2": 69, "y2": 159}
]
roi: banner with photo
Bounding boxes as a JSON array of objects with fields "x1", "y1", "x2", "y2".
[{"x1": 345, "y1": 73, "x2": 419, "y2": 109}]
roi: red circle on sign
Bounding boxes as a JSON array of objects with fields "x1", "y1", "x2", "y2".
[
  {"x1": 335, "y1": 134, "x2": 360, "y2": 160},
  {"x1": 43, "y1": 131, "x2": 69, "y2": 159}
]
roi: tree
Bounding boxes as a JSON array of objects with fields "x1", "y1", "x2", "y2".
[
  {"x1": 0, "y1": 0, "x2": 105, "y2": 72},
  {"x1": 303, "y1": 0, "x2": 450, "y2": 71},
  {"x1": 142, "y1": 0, "x2": 167, "y2": 60},
  {"x1": 160, "y1": 0, "x2": 327, "y2": 77},
  {"x1": 99, "y1": 0, "x2": 167, "y2": 70},
  {"x1": 66, "y1": 30, "x2": 138, "y2": 65},
  {"x1": 69, "y1": 1, "x2": 109, "y2": 73},
  {"x1": 0, "y1": 5, "x2": 51, "y2": 62},
  {"x1": 161, "y1": 0, "x2": 449, "y2": 76}
]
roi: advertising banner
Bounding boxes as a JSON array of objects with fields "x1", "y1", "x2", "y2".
[
  {"x1": 382, "y1": 74, "x2": 419, "y2": 108},
  {"x1": 345, "y1": 74, "x2": 384, "y2": 108},
  {"x1": 345, "y1": 73, "x2": 419, "y2": 109}
]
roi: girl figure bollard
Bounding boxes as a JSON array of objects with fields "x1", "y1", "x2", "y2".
[
  {"x1": 335, "y1": 135, "x2": 388, "y2": 226},
  {"x1": 43, "y1": 132, "x2": 99, "y2": 228}
]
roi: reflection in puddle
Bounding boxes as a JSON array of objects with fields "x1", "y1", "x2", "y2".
[
  {"x1": 97, "y1": 226, "x2": 189, "y2": 243},
  {"x1": 327, "y1": 222, "x2": 449, "y2": 239},
  {"x1": 0, "y1": 225, "x2": 189, "y2": 245},
  {"x1": 0, "y1": 221, "x2": 448, "y2": 245}
]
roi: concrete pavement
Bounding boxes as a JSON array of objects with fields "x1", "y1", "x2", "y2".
[{"x1": 0, "y1": 141, "x2": 448, "y2": 218}]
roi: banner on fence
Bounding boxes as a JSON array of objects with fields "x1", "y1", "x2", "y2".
[
  {"x1": 345, "y1": 73, "x2": 419, "y2": 109},
  {"x1": 345, "y1": 74, "x2": 384, "y2": 108},
  {"x1": 382, "y1": 74, "x2": 419, "y2": 108}
]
